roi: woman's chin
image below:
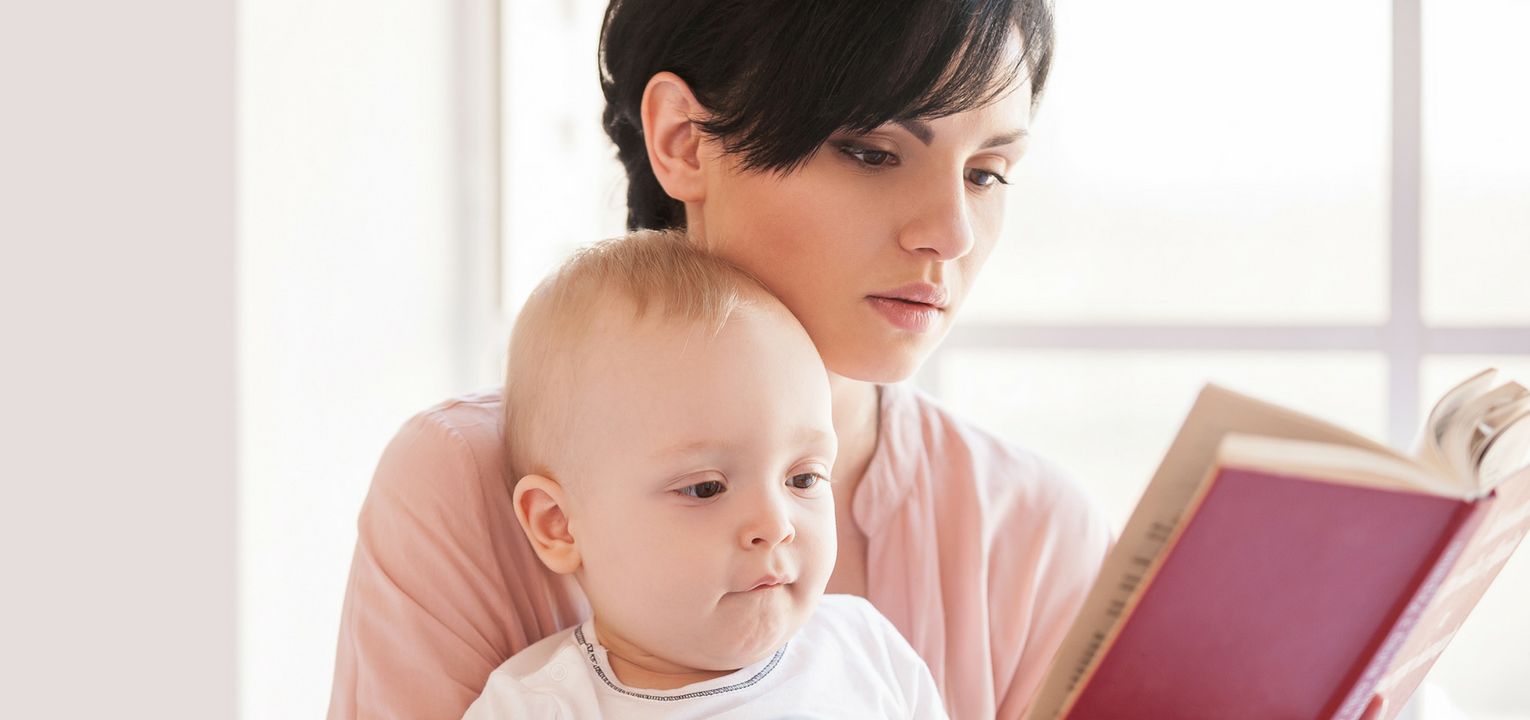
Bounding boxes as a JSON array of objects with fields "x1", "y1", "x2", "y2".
[{"x1": 826, "y1": 345, "x2": 935, "y2": 385}]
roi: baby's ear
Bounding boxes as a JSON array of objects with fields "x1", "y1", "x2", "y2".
[{"x1": 511, "y1": 475, "x2": 581, "y2": 575}]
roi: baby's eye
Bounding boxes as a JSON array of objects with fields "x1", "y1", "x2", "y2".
[
  {"x1": 677, "y1": 480, "x2": 727, "y2": 499},
  {"x1": 966, "y1": 167, "x2": 1010, "y2": 189},
  {"x1": 787, "y1": 472, "x2": 827, "y2": 490},
  {"x1": 838, "y1": 144, "x2": 899, "y2": 168}
]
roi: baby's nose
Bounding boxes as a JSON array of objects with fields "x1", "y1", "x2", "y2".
[{"x1": 740, "y1": 498, "x2": 795, "y2": 549}]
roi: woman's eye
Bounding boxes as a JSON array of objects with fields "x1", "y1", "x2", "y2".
[
  {"x1": 787, "y1": 472, "x2": 827, "y2": 490},
  {"x1": 966, "y1": 168, "x2": 1010, "y2": 188},
  {"x1": 678, "y1": 480, "x2": 727, "y2": 499},
  {"x1": 839, "y1": 145, "x2": 898, "y2": 168}
]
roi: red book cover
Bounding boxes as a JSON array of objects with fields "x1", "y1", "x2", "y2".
[{"x1": 1060, "y1": 466, "x2": 1490, "y2": 720}]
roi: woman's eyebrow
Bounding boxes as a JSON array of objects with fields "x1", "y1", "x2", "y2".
[
  {"x1": 981, "y1": 128, "x2": 1029, "y2": 149},
  {"x1": 892, "y1": 119, "x2": 1029, "y2": 149},
  {"x1": 895, "y1": 119, "x2": 937, "y2": 145}
]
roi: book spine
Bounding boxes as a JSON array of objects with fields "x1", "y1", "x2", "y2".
[{"x1": 1326, "y1": 502, "x2": 1488, "y2": 720}]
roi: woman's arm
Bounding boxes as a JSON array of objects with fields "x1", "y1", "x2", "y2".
[
  {"x1": 327, "y1": 396, "x2": 587, "y2": 720},
  {"x1": 993, "y1": 472, "x2": 1114, "y2": 720}
]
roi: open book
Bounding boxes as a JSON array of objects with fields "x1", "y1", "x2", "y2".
[{"x1": 1026, "y1": 369, "x2": 1530, "y2": 720}]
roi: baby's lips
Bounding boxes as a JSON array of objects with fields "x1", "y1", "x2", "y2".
[{"x1": 740, "y1": 573, "x2": 790, "y2": 592}]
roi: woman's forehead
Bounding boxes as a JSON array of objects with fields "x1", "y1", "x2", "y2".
[{"x1": 893, "y1": 78, "x2": 1034, "y2": 145}]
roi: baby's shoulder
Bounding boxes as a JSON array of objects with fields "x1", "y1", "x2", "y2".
[
  {"x1": 810, "y1": 593, "x2": 883, "y2": 628},
  {"x1": 789, "y1": 596, "x2": 940, "y2": 713},
  {"x1": 506, "y1": 623, "x2": 581, "y2": 674},
  {"x1": 465, "y1": 625, "x2": 585, "y2": 718},
  {"x1": 799, "y1": 595, "x2": 912, "y2": 660}
]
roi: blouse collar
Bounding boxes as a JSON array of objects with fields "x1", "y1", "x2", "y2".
[{"x1": 851, "y1": 382, "x2": 925, "y2": 536}]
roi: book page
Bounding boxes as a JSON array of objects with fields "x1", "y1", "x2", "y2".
[
  {"x1": 1414, "y1": 368, "x2": 1501, "y2": 478},
  {"x1": 1413, "y1": 369, "x2": 1530, "y2": 490},
  {"x1": 1481, "y1": 407, "x2": 1530, "y2": 487},
  {"x1": 1216, "y1": 434, "x2": 1475, "y2": 499},
  {"x1": 1439, "y1": 382, "x2": 1529, "y2": 484}
]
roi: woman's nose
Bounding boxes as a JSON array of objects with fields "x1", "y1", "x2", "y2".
[
  {"x1": 739, "y1": 492, "x2": 796, "y2": 549},
  {"x1": 896, "y1": 178, "x2": 976, "y2": 261}
]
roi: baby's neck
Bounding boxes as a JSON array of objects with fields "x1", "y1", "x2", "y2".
[
  {"x1": 605, "y1": 652, "x2": 731, "y2": 690},
  {"x1": 591, "y1": 618, "x2": 734, "y2": 690}
]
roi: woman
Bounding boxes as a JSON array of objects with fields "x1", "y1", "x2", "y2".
[{"x1": 328, "y1": 1, "x2": 1387, "y2": 718}]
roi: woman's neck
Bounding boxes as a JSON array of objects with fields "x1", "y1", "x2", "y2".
[{"x1": 828, "y1": 373, "x2": 880, "y2": 499}]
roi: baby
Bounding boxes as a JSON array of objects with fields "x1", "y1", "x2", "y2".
[{"x1": 463, "y1": 230, "x2": 945, "y2": 718}]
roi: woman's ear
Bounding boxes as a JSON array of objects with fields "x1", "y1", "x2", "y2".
[
  {"x1": 511, "y1": 475, "x2": 581, "y2": 575},
  {"x1": 640, "y1": 71, "x2": 708, "y2": 204}
]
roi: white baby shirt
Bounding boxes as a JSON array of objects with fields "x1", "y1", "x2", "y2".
[{"x1": 462, "y1": 594, "x2": 948, "y2": 719}]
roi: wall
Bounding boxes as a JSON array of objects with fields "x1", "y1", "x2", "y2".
[{"x1": 0, "y1": 2, "x2": 237, "y2": 718}]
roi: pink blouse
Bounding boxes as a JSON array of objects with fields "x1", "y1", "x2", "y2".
[{"x1": 327, "y1": 382, "x2": 1113, "y2": 719}]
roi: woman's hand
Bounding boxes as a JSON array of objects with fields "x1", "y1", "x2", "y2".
[{"x1": 1358, "y1": 693, "x2": 1388, "y2": 720}]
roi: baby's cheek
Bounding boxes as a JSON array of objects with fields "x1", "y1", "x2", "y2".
[
  {"x1": 801, "y1": 512, "x2": 840, "y2": 575},
  {"x1": 583, "y1": 514, "x2": 676, "y2": 575},
  {"x1": 637, "y1": 524, "x2": 725, "y2": 583}
]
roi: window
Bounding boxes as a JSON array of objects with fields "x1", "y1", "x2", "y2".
[
  {"x1": 499, "y1": 0, "x2": 628, "y2": 321},
  {"x1": 499, "y1": 1, "x2": 1530, "y2": 715}
]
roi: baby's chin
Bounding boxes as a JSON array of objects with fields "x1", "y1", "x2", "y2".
[
  {"x1": 685, "y1": 633, "x2": 793, "y2": 673},
  {"x1": 689, "y1": 586, "x2": 815, "y2": 668}
]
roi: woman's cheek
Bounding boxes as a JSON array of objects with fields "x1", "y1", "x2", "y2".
[{"x1": 964, "y1": 199, "x2": 1005, "y2": 263}]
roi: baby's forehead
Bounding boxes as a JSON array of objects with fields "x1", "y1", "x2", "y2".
[
  {"x1": 565, "y1": 293, "x2": 818, "y2": 409},
  {"x1": 580, "y1": 289, "x2": 796, "y2": 353},
  {"x1": 546, "y1": 293, "x2": 833, "y2": 486}
]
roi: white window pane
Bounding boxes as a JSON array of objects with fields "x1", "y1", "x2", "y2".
[
  {"x1": 966, "y1": 0, "x2": 1390, "y2": 325},
  {"x1": 500, "y1": 0, "x2": 627, "y2": 319},
  {"x1": 932, "y1": 350, "x2": 1387, "y2": 530},
  {"x1": 1422, "y1": 1, "x2": 1530, "y2": 326}
]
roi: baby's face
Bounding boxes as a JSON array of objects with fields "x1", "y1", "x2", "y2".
[{"x1": 561, "y1": 302, "x2": 838, "y2": 672}]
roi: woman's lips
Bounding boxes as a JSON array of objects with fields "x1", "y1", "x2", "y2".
[
  {"x1": 867, "y1": 296, "x2": 943, "y2": 333},
  {"x1": 875, "y1": 282, "x2": 949, "y2": 308}
]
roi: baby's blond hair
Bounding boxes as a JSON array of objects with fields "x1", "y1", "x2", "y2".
[{"x1": 504, "y1": 229, "x2": 772, "y2": 484}]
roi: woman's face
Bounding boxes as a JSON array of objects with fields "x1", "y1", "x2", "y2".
[{"x1": 689, "y1": 80, "x2": 1032, "y2": 383}]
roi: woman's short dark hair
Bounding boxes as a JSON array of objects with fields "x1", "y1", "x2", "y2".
[{"x1": 599, "y1": 0, "x2": 1055, "y2": 231}]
